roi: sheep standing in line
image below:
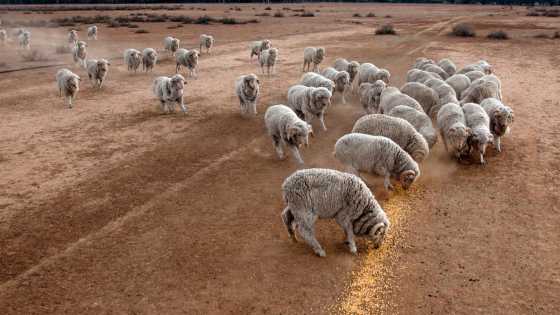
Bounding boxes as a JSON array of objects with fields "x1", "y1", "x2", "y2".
[
  {"x1": 199, "y1": 34, "x2": 214, "y2": 54},
  {"x1": 124, "y1": 48, "x2": 142, "y2": 73},
  {"x1": 438, "y1": 58, "x2": 457, "y2": 77},
  {"x1": 352, "y1": 114, "x2": 430, "y2": 162},
  {"x1": 334, "y1": 133, "x2": 420, "y2": 191},
  {"x1": 413, "y1": 57, "x2": 435, "y2": 69},
  {"x1": 334, "y1": 58, "x2": 360, "y2": 86},
  {"x1": 460, "y1": 77, "x2": 500, "y2": 104},
  {"x1": 281, "y1": 168, "x2": 390, "y2": 257},
  {"x1": 437, "y1": 103, "x2": 471, "y2": 159},
  {"x1": 86, "y1": 59, "x2": 110, "y2": 89},
  {"x1": 72, "y1": 41, "x2": 88, "y2": 68},
  {"x1": 424, "y1": 78, "x2": 459, "y2": 117},
  {"x1": 321, "y1": 67, "x2": 350, "y2": 104},
  {"x1": 401, "y1": 82, "x2": 439, "y2": 116},
  {"x1": 264, "y1": 105, "x2": 313, "y2": 165},
  {"x1": 463, "y1": 102, "x2": 494, "y2": 164},
  {"x1": 67, "y1": 30, "x2": 78, "y2": 45},
  {"x1": 163, "y1": 36, "x2": 180, "y2": 56},
  {"x1": 302, "y1": 47, "x2": 325, "y2": 73},
  {"x1": 359, "y1": 81, "x2": 386, "y2": 114},
  {"x1": 175, "y1": 48, "x2": 199, "y2": 78},
  {"x1": 250, "y1": 39, "x2": 271, "y2": 61},
  {"x1": 355, "y1": 63, "x2": 390, "y2": 88},
  {"x1": 300, "y1": 72, "x2": 335, "y2": 94},
  {"x1": 56, "y1": 68, "x2": 80, "y2": 108},
  {"x1": 287, "y1": 85, "x2": 332, "y2": 131},
  {"x1": 458, "y1": 60, "x2": 493, "y2": 75},
  {"x1": 480, "y1": 98, "x2": 513, "y2": 153},
  {"x1": 153, "y1": 74, "x2": 187, "y2": 114},
  {"x1": 445, "y1": 74, "x2": 471, "y2": 97},
  {"x1": 420, "y1": 63, "x2": 449, "y2": 80},
  {"x1": 235, "y1": 74, "x2": 260, "y2": 117},
  {"x1": 388, "y1": 105, "x2": 438, "y2": 149},
  {"x1": 378, "y1": 86, "x2": 424, "y2": 114},
  {"x1": 259, "y1": 48, "x2": 278, "y2": 76},
  {"x1": 0, "y1": 29, "x2": 7, "y2": 45},
  {"x1": 18, "y1": 31, "x2": 30, "y2": 50},
  {"x1": 464, "y1": 70, "x2": 485, "y2": 83},
  {"x1": 87, "y1": 25, "x2": 98, "y2": 40},
  {"x1": 142, "y1": 48, "x2": 158, "y2": 72},
  {"x1": 480, "y1": 74, "x2": 503, "y2": 100},
  {"x1": 406, "y1": 68, "x2": 442, "y2": 84}
]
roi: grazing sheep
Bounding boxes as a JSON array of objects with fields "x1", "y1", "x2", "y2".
[
  {"x1": 72, "y1": 41, "x2": 87, "y2": 68},
  {"x1": 142, "y1": 48, "x2": 158, "y2": 72},
  {"x1": 359, "y1": 81, "x2": 386, "y2": 114},
  {"x1": 67, "y1": 30, "x2": 78, "y2": 45},
  {"x1": 413, "y1": 57, "x2": 435, "y2": 69},
  {"x1": 87, "y1": 25, "x2": 97, "y2": 40},
  {"x1": 287, "y1": 85, "x2": 332, "y2": 131},
  {"x1": 388, "y1": 105, "x2": 438, "y2": 149},
  {"x1": 300, "y1": 72, "x2": 335, "y2": 94},
  {"x1": 0, "y1": 29, "x2": 7, "y2": 45},
  {"x1": 302, "y1": 47, "x2": 325, "y2": 72},
  {"x1": 123, "y1": 48, "x2": 142, "y2": 73},
  {"x1": 18, "y1": 31, "x2": 30, "y2": 50},
  {"x1": 199, "y1": 34, "x2": 214, "y2": 54},
  {"x1": 437, "y1": 103, "x2": 471, "y2": 159},
  {"x1": 438, "y1": 58, "x2": 457, "y2": 77},
  {"x1": 378, "y1": 86, "x2": 424, "y2": 114},
  {"x1": 421, "y1": 63, "x2": 449, "y2": 80},
  {"x1": 175, "y1": 48, "x2": 199, "y2": 78},
  {"x1": 460, "y1": 77, "x2": 500, "y2": 104},
  {"x1": 235, "y1": 74, "x2": 260, "y2": 116},
  {"x1": 463, "y1": 102, "x2": 493, "y2": 164},
  {"x1": 458, "y1": 60, "x2": 492, "y2": 75},
  {"x1": 445, "y1": 74, "x2": 471, "y2": 97},
  {"x1": 250, "y1": 39, "x2": 271, "y2": 61},
  {"x1": 334, "y1": 133, "x2": 420, "y2": 191},
  {"x1": 352, "y1": 114, "x2": 429, "y2": 162},
  {"x1": 424, "y1": 78, "x2": 459, "y2": 117},
  {"x1": 152, "y1": 74, "x2": 187, "y2": 114},
  {"x1": 321, "y1": 67, "x2": 350, "y2": 104},
  {"x1": 86, "y1": 59, "x2": 110, "y2": 89},
  {"x1": 281, "y1": 168, "x2": 389, "y2": 257},
  {"x1": 401, "y1": 82, "x2": 439, "y2": 116},
  {"x1": 480, "y1": 74, "x2": 503, "y2": 100},
  {"x1": 264, "y1": 105, "x2": 313, "y2": 165},
  {"x1": 464, "y1": 70, "x2": 485, "y2": 83},
  {"x1": 355, "y1": 63, "x2": 390, "y2": 88},
  {"x1": 259, "y1": 48, "x2": 278, "y2": 76},
  {"x1": 406, "y1": 68, "x2": 442, "y2": 84},
  {"x1": 334, "y1": 58, "x2": 360, "y2": 85},
  {"x1": 163, "y1": 36, "x2": 180, "y2": 56},
  {"x1": 55, "y1": 68, "x2": 80, "y2": 108},
  {"x1": 480, "y1": 98, "x2": 513, "y2": 153}
]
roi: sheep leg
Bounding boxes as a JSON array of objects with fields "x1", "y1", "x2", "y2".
[
  {"x1": 175, "y1": 64, "x2": 180, "y2": 74},
  {"x1": 159, "y1": 101, "x2": 167, "y2": 114},
  {"x1": 383, "y1": 172, "x2": 394, "y2": 191},
  {"x1": 281, "y1": 206, "x2": 297, "y2": 242},
  {"x1": 495, "y1": 137, "x2": 501, "y2": 153},
  {"x1": 289, "y1": 146, "x2": 304, "y2": 165},
  {"x1": 479, "y1": 152, "x2": 486, "y2": 165},
  {"x1": 441, "y1": 132, "x2": 449, "y2": 152},
  {"x1": 272, "y1": 135, "x2": 285, "y2": 160},
  {"x1": 66, "y1": 96, "x2": 72, "y2": 109},
  {"x1": 98, "y1": 79, "x2": 104, "y2": 89},
  {"x1": 293, "y1": 211, "x2": 325, "y2": 257},
  {"x1": 335, "y1": 215, "x2": 357, "y2": 254},
  {"x1": 318, "y1": 112, "x2": 327, "y2": 131},
  {"x1": 178, "y1": 98, "x2": 187, "y2": 114}
]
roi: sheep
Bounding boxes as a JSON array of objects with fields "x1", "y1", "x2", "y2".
[
  {"x1": 464, "y1": 70, "x2": 485, "y2": 83},
  {"x1": 378, "y1": 86, "x2": 424, "y2": 114},
  {"x1": 67, "y1": 30, "x2": 78, "y2": 45},
  {"x1": 0, "y1": 29, "x2": 6, "y2": 45},
  {"x1": 355, "y1": 63, "x2": 390, "y2": 89},
  {"x1": 142, "y1": 48, "x2": 158, "y2": 72},
  {"x1": 86, "y1": 59, "x2": 110, "y2": 89},
  {"x1": 281, "y1": 168, "x2": 389, "y2": 257},
  {"x1": 406, "y1": 68, "x2": 442, "y2": 84},
  {"x1": 163, "y1": 36, "x2": 180, "y2": 56},
  {"x1": 55, "y1": 68, "x2": 80, "y2": 108},
  {"x1": 480, "y1": 98, "x2": 514, "y2": 153},
  {"x1": 321, "y1": 67, "x2": 350, "y2": 104},
  {"x1": 250, "y1": 39, "x2": 271, "y2": 61},
  {"x1": 152, "y1": 74, "x2": 187, "y2": 114},
  {"x1": 463, "y1": 102, "x2": 494, "y2": 164},
  {"x1": 458, "y1": 60, "x2": 492, "y2": 75},
  {"x1": 175, "y1": 48, "x2": 199, "y2": 78},
  {"x1": 287, "y1": 85, "x2": 332, "y2": 131},
  {"x1": 300, "y1": 72, "x2": 335, "y2": 94},
  {"x1": 420, "y1": 63, "x2": 449, "y2": 80},
  {"x1": 437, "y1": 103, "x2": 471, "y2": 159},
  {"x1": 302, "y1": 47, "x2": 325, "y2": 73},
  {"x1": 334, "y1": 133, "x2": 420, "y2": 191},
  {"x1": 123, "y1": 48, "x2": 142, "y2": 73},
  {"x1": 388, "y1": 105, "x2": 438, "y2": 149},
  {"x1": 199, "y1": 34, "x2": 214, "y2": 54},
  {"x1": 72, "y1": 41, "x2": 87, "y2": 68},
  {"x1": 480, "y1": 74, "x2": 503, "y2": 100},
  {"x1": 18, "y1": 31, "x2": 30, "y2": 50},
  {"x1": 87, "y1": 25, "x2": 97, "y2": 40},
  {"x1": 424, "y1": 78, "x2": 459, "y2": 117},
  {"x1": 460, "y1": 77, "x2": 500, "y2": 104},
  {"x1": 438, "y1": 58, "x2": 457, "y2": 77},
  {"x1": 445, "y1": 74, "x2": 471, "y2": 97},
  {"x1": 359, "y1": 81, "x2": 386, "y2": 114},
  {"x1": 258, "y1": 48, "x2": 278, "y2": 76},
  {"x1": 333, "y1": 58, "x2": 360, "y2": 85},
  {"x1": 413, "y1": 57, "x2": 435, "y2": 69},
  {"x1": 235, "y1": 74, "x2": 260, "y2": 117},
  {"x1": 401, "y1": 82, "x2": 439, "y2": 116},
  {"x1": 352, "y1": 114, "x2": 429, "y2": 162},
  {"x1": 264, "y1": 105, "x2": 313, "y2": 165}
]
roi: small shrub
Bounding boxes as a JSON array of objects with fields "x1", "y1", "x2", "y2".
[
  {"x1": 553, "y1": 31, "x2": 560, "y2": 39},
  {"x1": 21, "y1": 50, "x2": 49, "y2": 62},
  {"x1": 487, "y1": 30, "x2": 509, "y2": 40},
  {"x1": 107, "y1": 21, "x2": 121, "y2": 28},
  {"x1": 375, "y1": 24, "x2": 397, "y2": 35},
  {"x1": 300, "y1": 11, "x2": 315, "y2": 17},
  {"x1": 255, "y1": 12, "x2": 270, "y2": 17},
  {"x1": 366, "y1": 12, "x2": 376, "y2": 17},
  {"x1": 274, "y1": 11, "x2": 285, "y2": 18},
  {"x1": 451, "y1": 23, "x2": 476, "y2": 37},
  {"x1": 234, "y1": 6, "x2": 242, "y2": 12},
  {"x1": 544, "y1": 10, "x2": 560, "y2": 17},
  {"x1": 353, "y1": 13, "x2": 362, "y2": 18},
  {"x1": 385, "y1": 15, "x2": 392, "y2": 18},
  {"x1": 55, "y1": 45, "x2": 71, "y2": 54},
  {"x1": 135, "y1": 29, "x2": 149, "y2": 34},
  {"x1": 221, "y1": 18, "x2": 240, "y2": 24},
  {"x1": 283, "y1": 7, "x2": 291, "y2": 11},
  {"x1": 534, "y1": 33, "x2": 550, "y2": 39},
  {"x1": 195, "y1": 15, "x2": 216, "y2": 24},
  {"x1": 127, "y1": 24, "x2": 139, "y2": 28},
  {"x1": 265, "y1": 7, "x2": 272, "y2": 11},
  {"x1": 246, "y1": 19, "x2": 260, "y2": 24},
  {"x1": 526, "y1": 11, "x2": 540, "y2": 16}
]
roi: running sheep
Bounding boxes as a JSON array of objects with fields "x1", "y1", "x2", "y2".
[
  {"x1": 445, "y1": 74, "x2": 471, "y2": 97},
  {"x1": 436, "y1": 103, "x2": 471, "y2": 160},
  {"x1": 264, "y1": 105, "x2": 313, "y2": 165},
  {"x1": 334, "y1": 58, "x2": 360, "y2": 85},
  {"x1": 480, "y1": 98, "x2": 514, "y2": 153},
  {"x1": 438, "y1": 58, "x2": 457, "y2": 77},
  {"x1": 281, "y1": 168, "x2": 390, "y2": 257},
  {"x1": 401, "y1": 82, "x2": 439, "y2": 116},
  {"x1": 124, "y1": 48, "x2": 142, "y2": 73},
  {"x1": 199, "y1": 34, "x2": 214, "y2": 54},
  {"x1": 87, "y1": 25, "x2": 97, "y2": 40},
  {"x1": 359, "y1": 81, "x2": 386, "y2": 114},
  {"x1": 300, "y1": 72, "x2": 335, "y2": 94},
  {"x1": 142, "y1": 48, "x2": 158, "y2": 72},
  {"x1": 303, "y1": 47, "x2": 325, "y2": 73},
  {"x1": 235, "y1": 74, "x2": 260, "y2": 117},
  {"x1": 321, "y1": 67, "x2": 350, "y2": 104},
  {"x1": 56, "y1": 68, "x2": 80, "y2": 108},
  {"x1": 175, "y1": 48, "x2": 199, "y2": 78},
  {"x1": 463, "y1": 102, "x2": 494, "y2": 164},
  {"x1": 259, "y1": 48, "x2": 278, "y2": 76},
  {"x1": 152, "y1": 74, "x2": 187, "y2": 114},
  {"x1": 388, "y1": 105, "x2": 438, "y2": 149},
  {"x1": 378, "y1": 86, "x2": 424, "y2": 114},
  {"x1": 164, "y1": 36, "x2": 180, "y2": 56},
  {"x1": 86, "y1": 59, "x2": 110, "y2": 89},
  {"x1": 355, "y1": 63, "x2": 390, "y2": 88},
  {"x1": 334, "y1": 133, "x2": 420, "y2": 191},
  {"x1": 250, "y1": 39, "x2": 271, "y2": 61},
  {"x1": 287, "y1": 85, "x2": 332, "y2": 131},
  {"x1": 72, "y1": 41, "x2": 87, "y2": 68},
  {"x1": 68, "y1": 30, "x2": 78, "y2": 45}
]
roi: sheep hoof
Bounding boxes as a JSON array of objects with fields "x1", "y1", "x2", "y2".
[{"x1": 315, "y1": 249, "x2": 326, "y2": 257}]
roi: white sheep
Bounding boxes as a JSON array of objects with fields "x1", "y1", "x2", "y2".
[
  {"x1": 55, "y1": 68, "x2": 80, "y2": 108},
  {"x1": 287, "y1": 85, "x2": 332, "y2": 131},
  {"x1": 152, "y1": 74, "x2": 187, "y2": 114},
  {"x1": 401, "y1": 82, "x2": 439, "y2": 116},
  {"x1": 463, "y1": 102, "x2": 494, "y2": 164},
  {"x1": 72, "y1": 41, "x2": 87, "y2": 68},
  {"x1": 87, "y1": 25, "x2": 97, "y2": 40},
  {"x1": 445, "y1": 74, "x2": 471, "y2": 97},
  {"x1": 406, "y1": 68, "x2": 442, "y2": 84},
  {"x1": 250, "y1": 39, "x2": 271, "y2": 61},
  {"x1": 464, "y1": 70, "x2": 485, "y2": 83},
  {"x1": 259, "y1": 48, "x2": 278, "y2": 76},
  {"x1": 437, "y1": 58, "x2": 457, "y2": 77},
  {"x1": 86, "y1": 59, "x2": 110, "y2": 89},
  {"x1": 436, "y1": 103, "x2": 471, "y2": 159},
  {"x1": 199, "y1": 34, "x2": 214, "y2": 54},
  {"x1": 281, "y1": 168, "x2": 389, "y2": 257},
  {"x1": 387, "y1": 105, "x2": 438, "y2": 149},
  {"x1": 163, "y1": 36, "x2": 180, "y2": 56},
  {"x1": 359, "y1": 81, "x2": 386, "y2": 114},
  {"x1": 420, "y1": 63, "x2": 449, "y2": 80},
  {"x1": 142, "y1": 48, "x2": 158, "y2": 72},
  {"x1": 175, "y1": 48, "x2": 199, "y2": 78},
  {"x1": 480, "y1": 98, "x2": 513, "y2": 153},
  {"x1": 264, "y1": 105, "x2": 313, "y2": 165},
  {"x1": 334, "y1": 58, "x2": 360, "y2": 85},
  {"x1": 67, "y1": 30, "x2": 78, "y2": 45},
  {"x1": 460, "y1": 76, "x2": 500, "y2": 104},
  {"x1": 123, "y1": 48, "x2": 142, "y2": 73},
  {"x1": 1, "y1": 29, "x2": 8, "y2": 45},
  {"x1": 355, "y1": 63, "x2": 390, "y2": 89},
  {"x1": 300, "y1": 72, "x2": 335, "y2": 94},
  {"x1": 235, "y1": 74, "x2": 260, "y2": 117},
  {"x1": 458, "y1": 60, "x2": 492, "y2": 75},
  {"x1": 302, "y1": 47, "x2": 325, "y2": 73},
  {"x1": 413, "y1": 57, "x2": 435, "y2": 69},
  {"x1": 334, "y1": 133, "x2": 420, "y2": 191},
  {"x1": 18, "y1": 31, "x2": 30, "y2": 50},
  {"x1": 321, "y1": 67, "x2": 350, "y2": 104},
  {"x1": 378, "y1": 86, "x2": 424, "y2": 114},
  {"x1": 424, "y1": 78, "x2": 459, "y2": 117}
]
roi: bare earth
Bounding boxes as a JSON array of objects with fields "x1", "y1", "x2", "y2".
[{"x1": 0, "y1": 3, "x2": 559, "y2": 314}]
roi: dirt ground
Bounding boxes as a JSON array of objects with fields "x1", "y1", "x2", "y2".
[{"x1": 0, "y1": 3, "x2": 559, "y2": 314}]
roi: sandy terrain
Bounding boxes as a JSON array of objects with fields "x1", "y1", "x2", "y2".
[{"x1": 0, "y1": 3, "x2": 559, "y2": 314}]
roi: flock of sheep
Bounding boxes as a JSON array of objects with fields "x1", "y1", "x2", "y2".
[{"x1": 1, "y1": 24, "x2": 514, "y2": 258}]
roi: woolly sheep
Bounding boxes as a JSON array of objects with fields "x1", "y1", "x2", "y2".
[
  {"x1": 142, "y1": 48, "x2": 158, "y2": 72},
  {"x1": 413, "y1": 57, "x2": 435, "y2": 69},
  {"x1": 259, "y1": 48, "x2": 278, "y2": 76},
  {"x1": 406, "y1": 68, "x2": 442, "y2": 84},
  {"x1": 281, "y1": 168, "x2": 389, "y2": 257},
  {"x1": 72, "y1": 41, "x2": 87, "y2": 68},
  {"x1": 235, "y1": 74, "x2": 260, "y2": 117},
  {"x1": 445, "y1": 74, "x2": 471, "y2": 97},
  {"x1": 464, "y1": 70, "x2": 485, "y2": 83},
  {"x1": 199, "y1": 34, "x2": 214, "y2": 54},
  {"x1": 424, "y1": 78, "x2": 459, "y2": 117},
  {"x1": 124, "y1": 48, "x2": 142, "y2": 73},
  {"x1": 86, "y1": 59, "x2": 110, "y2": 89},
  {"x1": 438, "y1": 58, "x2": 457, "y2": 77},
  {"x1": 300, "y1": 72, "x2": 335, "y2": 94},
  {"x1": 56, "y1": 68, "x2": 80, "y2": 108},
  {"x1": 437, "y1": 103, "x2": 471, "y2": 159},
  {"x1": 480, "y1": 74, "x2": 503, "y2": 100},
  {"x1": 250, "y1": 39, "x2": 271, "y2": 61},
  {"x1": 460, "y1": 77, "x2": 500, "y2": 104},
  {"x1": 287, "y1": 85, "x2": 332, "y2": 131},
  {"x1": 458, "y1": 60, "x2": 492, "y2": 75},
  {"x1": 463, "y1": 102, "x2": 494, "y2": 164},
  {"x1": 480, "y1": 98, "x2": 514, "y2": 153},
  {"x1": 334, "y1": 133, "x2": 420, "y2": 191},
  {"x1": 0, "y1": 29, "x2": 6, "y2": 45},
  {"x1": 152, "y1": 74, "x2": 187, "y2": 114},
  {"x1": 401, "y1": 82, "x2": 439, "y2": 116},
  {"x1": 359, "y1": 81, "x2": 386, "y2": 114},
  {"x1": 18, "y1": 31, "x2": 30, "y2": 50},
  {"x1": 321, "y1": 67, "x2": 350, "y2": 104},
  {"x1": 87, "y1": 25, "x2": 97, "y2": 40},
  {"x1": 67, "y1": 30, "x2": 78, "y2": 45},
  {"x1": 420, "y1": 63, "x2": 449, "y2": 80},
  {"x1": 264, "y1": 105, "x2": 313, "y2": 165},
  {"x1": 352, "y1": 114, "x2": 429, "y2": 162},
  {"x1": 378, "y1": 86, "x2": 424, "y2": 114},
  {"x1": 388, "y1": 105, "x2": 438, "y2": 149},
  {"x1": 303, "y1": 47, "x2": 325, "y2": 73},
  {"x1": 164, "y1": 36, "x2": 180, "y2": 56},
  {"x1": 334, "y1": 58, "x2": 360, "y2": 85},
  {"x1": 175, "y1": 48, "x2": 199, "y2": 78},
  {"x1": 355, "y1": 63, "x2": 390, "y2": 88}
]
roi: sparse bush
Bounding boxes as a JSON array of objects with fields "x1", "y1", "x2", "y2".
[
  {"x1": 544, "y1": 10, "x2": 560, "y2": 17},
  {"x1": 107, "y1": 21, "x2": 121, "y2": 28},
  {"x1": 283, "y1": 7, "x2": 291, "y2": 11},
  {"x1": 21, "y1": 49, "x2": 49, "y2": 62},
  {"x1": 135, "y1": 29, "x2": 149, "y2": 34},
  {"x1": 526, "y1": 11, "x2": 540, "y2": 16},
  {"x1": 451, "y1": 23, "x2": 476, "y2": 37},
  {"x1": 255, "y1": 12, "x2": 270, "y2": 17},
  {"x1": 353, "y1": 13, "x2": 362, "y2": 18},
  {"x1": 385, "y1": 15, "x2": 392, "y2": 18},
  {"x1": 265, "y1": 7, "x2": 272, "y2": 11},
  {"x1": 195, "y1": 15, "x2": 216, "y2": 24},
  {"x1": 127, "y1": 24, "x2": 139, "y2": 28},
  {"x1": 534, "y1": 33, "x2": 550, "y2": 39},
  {"x1": 221, "y1": 18, "x2": 240, "y2": 24},
  {"x1": 366, "y1": 12, "x2": 376, "y2": 17},
  {"x1": 487, "y1": 30, "x2": 509, "y2": 40},
  {"x1": 274, "y1": 11, "x2": 285, "y2": 18},
  {"x1": 375, "y1": 24, "x2": 397, "y2": 35},
  {"x1": 300, "y1": 11, "x2": 315, "y2": 17},
  {"x1": 246, "y1": 19, "x2": 260, "y2": 24},
  {"x1": 553, "y1": 31, "x2": 560, "y2": 39},
  {"x1": 55, "y1": 45, "x2": 71, "y2": 54}
]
